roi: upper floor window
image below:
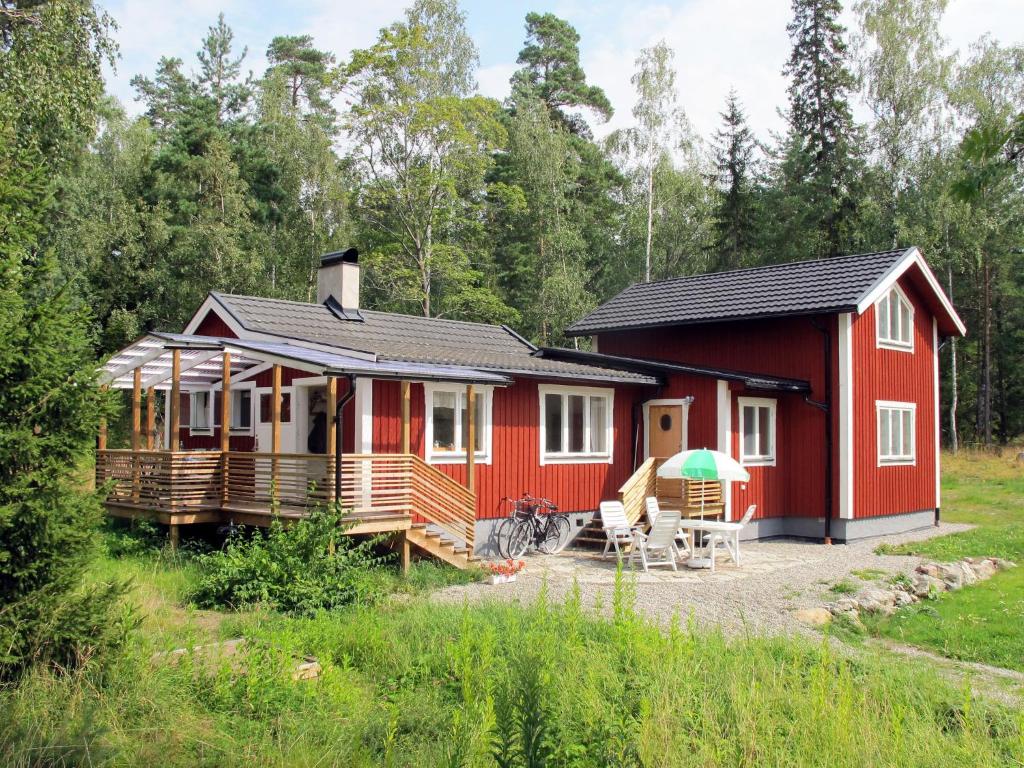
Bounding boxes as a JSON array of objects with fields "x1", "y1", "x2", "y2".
[
  {"x1": 189, "y1": 391, "x2": 212, "y2": 433},
  {"x1": 877, "y1": 401, "x2": 915, "y2": 465},
  {"x1": 876, "y1": 285, "x2": 913, "y2": 350},
  {"x1": 425, "y1": 384, "x2": 492, "y2": 464},
  {"x1": 738, "y1": 397, "x2": 776, "y2": 466},
  {"x1": 539, "y1": 384, "x2": 613, "y2": 464}
]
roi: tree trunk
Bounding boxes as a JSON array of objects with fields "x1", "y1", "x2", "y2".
[
  {"x1": 947, "y1": 265, "x2": 959, "y2": 454},
  {"x1": 644, "y1": 164, "x2": 654, "y2": 282},
  {"x1": 979, "y1": 255, "x2": 993, "y2": 446}
]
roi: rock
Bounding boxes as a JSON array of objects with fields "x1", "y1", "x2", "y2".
[
  {"x1": 994, "y1": 558, "x2": 1017, "y2": 571},
  {"x1": 972, "y1": 559, "x2": 997, "y2": 580},
  {"x1": 911, "y1": 572, "x2": 945, "y2": 598},
  {"x1": 794, "y1": 608, "x2": 833, "y2": 626},
  {"x1": 893, "y1": 589, "x2": 915, "y2": 607},
  {"x1": 831, "y1": 598, "x2": 859, "y2": 615},
  {"x1": 936, "y1": 562, "x2": 965, "y2": 589},
  {"x1": 917, "y1": 562, "x2": 941, "y2": 578},
  {"x1": 857, "y1": 588, "x2": 897, "y2": 615}
]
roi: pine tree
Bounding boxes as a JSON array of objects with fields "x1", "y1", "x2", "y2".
[
  {"x1": 782, "y1": 0, "x2": 862, "y2": 257},
  {"x1": 711, "y1": 90, "x2": 760, "y2": 270}
]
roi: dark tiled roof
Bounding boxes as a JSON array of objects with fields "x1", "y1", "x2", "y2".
[
  {"x1": 566, "y1": 249, "x2": 911, "y2": 335},
  {"x1": 209, "y1": 293, "x2": 659, "y2": 385}
]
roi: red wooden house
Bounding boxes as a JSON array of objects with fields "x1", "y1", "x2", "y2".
[{"x1": 98, "y1": 246, "x2": 964, "y2": 563}]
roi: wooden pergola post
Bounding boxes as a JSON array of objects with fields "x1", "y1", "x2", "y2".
[
  {"x1": 145, "y1": 387, "x2": 156, "y2": 450},
  {"x1": 465, "y1": 384, "x2": 475, "y2": 494},
  {"x1": 400, "y1": 380, "x2": 411, "y2": 454},
  {"x1": 169, "y1": 348, "x2": 181, "y2": 450},
  {"x1": 97, "y1": 385, "x2": 108, "y2": 450},
  {"x1": 131, "y1": 368, "x2": 142, "y2": 501},
  {"x1": 271, "y1": 363, "x2": 281, "y2": 505},
  {"x1": 326, "y1": 377, "x2": 338, "y2": 502},
  {"x1": 220, "y1": 352, "x2": 231, "y2": 504}
]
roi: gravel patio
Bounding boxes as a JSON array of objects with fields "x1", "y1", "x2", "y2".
[{"x1": 434, "y1": 523, "x2": 973, "y2": 637}]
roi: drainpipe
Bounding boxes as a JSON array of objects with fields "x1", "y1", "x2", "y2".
[
  {"x1": 809, "y1": 318, "x2": 833, "y2": 545},
  {"x1": 333, "y1": 374, "x2": 357, "y2": 504}
]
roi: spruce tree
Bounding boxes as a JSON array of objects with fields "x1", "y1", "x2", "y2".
[
  {"x1": 711, "y1": 90, "x2": 760, "y2": 270},
  {"x1": 782, "y1": 0, "x2": 862, "y2": 257}
]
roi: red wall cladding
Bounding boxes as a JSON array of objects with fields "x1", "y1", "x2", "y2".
[
  {"x1": 194, "y1": 310, "x2": 237, "y2": 338},
  {"x1": 851, "y1": 278, "x2": 937, "y2": 517},
  {"x1": 600, "y1": 316, "x2": 835, "y2": 520},
  {"x1": 373, "y1": 378, "x2": 644, "y2": 520}
]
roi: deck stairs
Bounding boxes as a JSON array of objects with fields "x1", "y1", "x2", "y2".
[{"x1": 407, "y1": 523, "x2": 478, "y2": 569}]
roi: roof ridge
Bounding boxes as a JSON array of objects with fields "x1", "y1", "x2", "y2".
[{"x1": 621, "y1": 248, "x2": 910, "y2": 292}]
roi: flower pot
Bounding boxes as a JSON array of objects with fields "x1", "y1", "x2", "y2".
[{"x1": 489, "y1": 574, "x2": 517, "y2": 585}]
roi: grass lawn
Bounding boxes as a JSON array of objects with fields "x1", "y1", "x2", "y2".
[
  {"x1": 873, "y1": 450, "x2": 1024, "y2": 671},
  {"x1": 2, "y1": 524, "x2": 1023, "y2": 766}
]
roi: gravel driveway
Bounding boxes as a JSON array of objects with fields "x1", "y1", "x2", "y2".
[{"x1": 433, "y1": 523, "x2": 973, "y2": 637}]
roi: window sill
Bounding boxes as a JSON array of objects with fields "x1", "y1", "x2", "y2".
[
  {"x1": 427, "y1": 452, "x2": 492, "y2": 465},
  {"x1": 878, "y1": 458, "x2": 915, "y2": 467},
  {"x1": 741, "y1": 457, "x2": 776, "y2": 467},
  {"x1": 541, "y1": 453, "x2": 612, "y2": 465},
  {"x1": 189, "y1": 428, "x2": 213, "y2": 436},
  {"x1": 877, "y1": 339, "x2": 913, "y2": 352},
  {"x1": 229, "y1": 427, "x2": 253, "y2": 435}
]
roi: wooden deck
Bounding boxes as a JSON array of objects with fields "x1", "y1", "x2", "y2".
[{"x1": 96, "y1": 449, "x2": 477, "y2": 565}]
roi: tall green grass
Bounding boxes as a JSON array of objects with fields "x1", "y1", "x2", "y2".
[{"x1": 2, "y1": 574, "x2": 1021, "y2": 767}]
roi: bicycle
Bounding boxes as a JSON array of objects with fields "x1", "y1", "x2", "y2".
[{"x1": 499, "y1": 493, "x2": 570, "y2": 557}]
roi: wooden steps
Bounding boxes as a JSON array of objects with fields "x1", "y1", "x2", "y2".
[{"x1": 406, "y1": 523, "x2": 478, "y2": 570}]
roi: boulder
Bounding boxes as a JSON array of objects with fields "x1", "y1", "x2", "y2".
[
  {"x1": 893, "y1": 589, "x2": 915, "y2": 607},
  {"x1": 916, "y1": 562, "x2": 941, "y2": 579},
  {"x1": 794, "y1": 608, "x2": 833, "y2": 626},
  {"x1": 911, "y1": 572, "x2": 945, "y2": 598},
  {"x1": 830, "y1": 598, "x2": 859, "y2": 616},
  {"x1": 857, "y1": 588, "x2": 897, "y2": 615},
  {"x1": 935, "y1": 562, "x2": 965, "y2": 589},
  {"x1": 972, "y1": 559, "x2": 997, "y2": 580},
  {"x1": 994, "y1": 558, "x2": 1017, "y2": 571}
]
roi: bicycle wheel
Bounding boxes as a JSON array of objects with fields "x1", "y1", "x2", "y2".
[
  {"x1": 494, "y1": 517, "x2": 517, "y2": 559},
  {"x1": 506, "y1": 519, "x2": 533, "y2": 558},
  {"x1": 538, "y1": 515, "x2": 571, "y2": 554}
]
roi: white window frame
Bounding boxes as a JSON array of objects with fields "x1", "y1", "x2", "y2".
[
  {"x1": 189, "y1": 389, "x2": 213, "y2": 435},
  {"x1": 738, "y1": 396, "x2": 776, "y2": 467},
  {"x1": 228, "y1": 383, "x2": 255, "y2": 435},
  {"x1": 424, "y1": 383, "x2": 493, "y2": 465},
  {"x1": 877, "y1": 400, "x2": 916, "y2": 466},
  {"x1": 539, "y1": 384, "x2": 614, "y2": 465},
  {"x1": 875, "y1": 284, "x2": 914, "y2": 351}
]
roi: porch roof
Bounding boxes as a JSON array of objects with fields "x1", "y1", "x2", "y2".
[{"x1": 98, "y1": 332, "x2": 511, "y2": 390}]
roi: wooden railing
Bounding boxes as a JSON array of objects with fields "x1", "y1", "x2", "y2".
[
  {"x1": 96, "y1": 449, "x2": 477, "y2": 549},
  {"x1": 618, "y1": 456, "x2": 725, "y2": 523},
  {"x1": 97, "y1": 450, "x2": 222, "y2": 512},
  {"x1": 618, "y1": 456, "x2": 660, "y2": 525}
]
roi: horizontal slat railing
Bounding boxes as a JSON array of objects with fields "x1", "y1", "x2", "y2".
[
  {"x1": 98, "y1": 450, "x2": 479, "y2": 549},
  {"x1": 618, "y1": 456, "x2": 660, "y2": 525},
  {"x1": 407, "y1": 454, "x2": 476, "y2": 550}
]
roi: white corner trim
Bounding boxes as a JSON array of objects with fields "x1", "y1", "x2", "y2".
[
  {"x1": 356, "y1": 377, "x2": 374, "y2": 453},
  {"x1": 423, "y1": 382, "x2": 493, "y2": 465},
  {"x1": 933, "y1": 317, "x2": 941, "y2": 509},
  {"x1": 856, "y1": 247, "x2": 966, "y2": 336},
  {"x1": 716, "y1": 380, "x2": 733, "y2": 521},
  {"x1": 538, "y1": 383, "x2": 614, "y2": 465},
  {"x1": 838, "y1": 313, "x2": 854, "y2": 519},
  {"x1": 641, "y1": 397, "x2": 692, "y2": 460}
]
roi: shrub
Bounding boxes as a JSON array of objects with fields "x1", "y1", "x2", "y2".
[{"x1": 188, "y1": 505, "x2": 389, "y2": 615}]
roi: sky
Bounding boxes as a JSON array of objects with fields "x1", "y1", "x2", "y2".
[{"x1": 101, "y1": 0, "x2": 1024, "y2": 144}]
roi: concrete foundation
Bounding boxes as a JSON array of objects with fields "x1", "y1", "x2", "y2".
[{"x1": 474, "y1": 511, "x2": 596, "y2": 557}]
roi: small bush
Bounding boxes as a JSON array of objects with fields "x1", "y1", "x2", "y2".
[
  {"x1": 829, "y1": 580, "x2": 858, "y2": 595},
  {"x1": 188, "y1": 505, "x2": 389, "y2": 615}
]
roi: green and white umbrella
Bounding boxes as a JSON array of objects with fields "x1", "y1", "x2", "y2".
[{"x1": 656, "y1": 448, "x2": 749, "y2": 483}]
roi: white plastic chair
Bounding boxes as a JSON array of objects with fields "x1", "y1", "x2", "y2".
[
  {"x1": 599, "y1": 501, "x2": 639, "y2": 560},
  {"x1": 645, "y1": 496, "x2": 692, "y2": 557},
  {"x1": 705, "y1": 504, "x2": 757, "y2": 570},
  {"x1": 629, "y1": 509, "x2": 682, "y2": 572}
]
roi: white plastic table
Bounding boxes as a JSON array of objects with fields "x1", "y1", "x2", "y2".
[{"x1": 676, "y1": 519, "x2": 743, "y2": 570}]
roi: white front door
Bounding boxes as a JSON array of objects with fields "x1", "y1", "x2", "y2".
[{"x1": 254, "y1": 386, "x2": 295, "y2": 453}]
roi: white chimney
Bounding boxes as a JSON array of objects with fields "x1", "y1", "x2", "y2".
[{"x1": 317, "y1": 248, "x2": 360, "y2": 308}]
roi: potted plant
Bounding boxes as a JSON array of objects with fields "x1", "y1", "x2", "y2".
[{"x1": 486, "y1": 559, "x2": 526, "y2": 584}]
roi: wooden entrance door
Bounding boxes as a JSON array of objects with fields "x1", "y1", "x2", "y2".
[{"x1": 647, "y1": 404, "x2": 684, "y2": 458}]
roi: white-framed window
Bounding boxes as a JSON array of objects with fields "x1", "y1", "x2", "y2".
[
  {"x1": 189, "y1": 390, "x2": 213, "y2": 433},
  {"x1": 230, "y1": 387, "x2": 253, "y2": 432},
  {"x1": 738, "y1": 397, "x2": 776, "y2": 466},
  {"x1": 877, "y1": 401, "x2": 915, "y2": 465},
  {"x1": 424, "y1": 384, "x2": 492, "y2": 464},
  {"x1": 876, "y1": 284, "x2": 914, "y2": 350},
  {"x1": 539, "y1": 384, "x2": 614, "y2": 464}
]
